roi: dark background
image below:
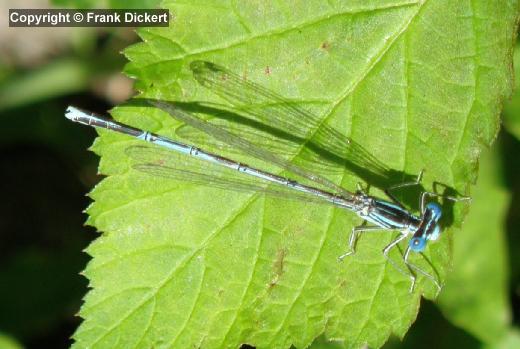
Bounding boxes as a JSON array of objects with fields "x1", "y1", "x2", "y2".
[{"x1": 0, "y1": 22, "x2": 135, "y2": 348}]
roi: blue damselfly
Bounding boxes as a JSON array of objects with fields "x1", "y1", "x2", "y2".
[{"x1": 66, "y1": 94, "x2": 467, "y2": 293}]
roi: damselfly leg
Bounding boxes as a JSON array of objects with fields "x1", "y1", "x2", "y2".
[
  {"x1": 382, "y1": 233, "x2": 416, "y2": 290},
  {"x1": 403, "y1": 246, "x2": 442, "y2": 293},
  {"x1": 420, "y1": 190, "x2": 472, "y2": 212},
  {"x1": 384, "y1": 170, "x2": 424, "y2": 208},
  {"x1": 385, "y1": 169, "x2": 470, "y2": 212},
  {"x1": 337, "y1": 224, "x2": 389, "y2": 261}
]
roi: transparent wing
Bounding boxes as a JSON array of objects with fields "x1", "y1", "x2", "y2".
[
  {"x1": 126, "y1": 145, "x2": 339, "y2": 205},
  {"x1": 176, "y1": 118, "x2": 337, "y2": 174},
  {"x1": 187, "y1": 60, "x2": 391, "y2": 179},
  {"x1": 148, "y1": 100, "x2": 352, "y2": 198}
]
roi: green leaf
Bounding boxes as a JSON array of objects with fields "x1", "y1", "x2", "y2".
[
  {"x1": 73, "y1": 1, "x2": 518, "y2": 348},
  {"x1": 483, "y1": 329, "x2": 520, "y2": 349},
  {"x1": 437, "y1": 145, "x2": 514, "y2": 345},
  {"x1": 503, "y1": 41, "x2": 520, "y2": 140},
  {"x1": 0, "y1": 333, "x2": 23, "y2": 349}
]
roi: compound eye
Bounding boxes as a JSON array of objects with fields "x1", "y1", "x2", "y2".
[{"x1": 409, "y1": 237, "x2": 427, "y2": 252}]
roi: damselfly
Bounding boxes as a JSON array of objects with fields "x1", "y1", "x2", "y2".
[{"x1": 66, "y1": 97, "x2": 467, "y2": 293}]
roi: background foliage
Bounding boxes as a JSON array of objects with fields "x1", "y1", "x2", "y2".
[{"x1": 0, "y1": 1, "x2": 519, "y2": 348}]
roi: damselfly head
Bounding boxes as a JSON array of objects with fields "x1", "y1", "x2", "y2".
[
  {"x1": 425, "y1": 202, "x2": 442, "y2": 241},
  {"x1": 409, "y1": 202, "x2": 443, "y2": 252}
]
